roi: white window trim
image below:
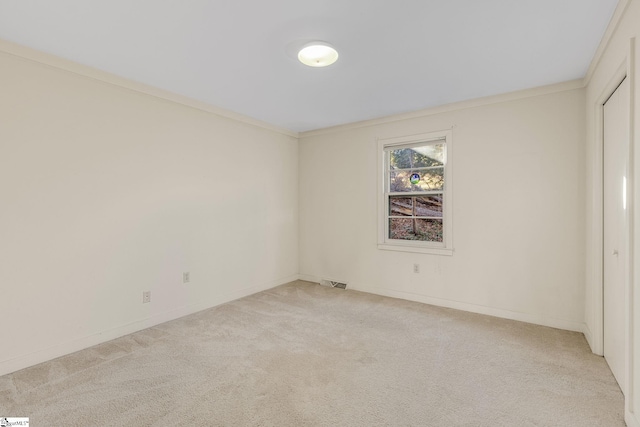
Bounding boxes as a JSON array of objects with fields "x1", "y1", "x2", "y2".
[{"x1": 377, "y1": 129, "x2": 453, "y2": 256}]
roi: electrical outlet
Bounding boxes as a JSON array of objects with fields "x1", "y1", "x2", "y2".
[
  {"x1": 413, "y1": 263, "x2": 420, "y2": 274},
  {"x1": 142, "y1": 291, "x2": 151, "y2": 303},
  {"x1": 183, "y1": 272, "x2": 190, "y2": 283}
]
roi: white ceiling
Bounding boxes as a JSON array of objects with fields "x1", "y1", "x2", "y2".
[{"x1": 0, "y1": 1, "x2": 619, "y2": 132}]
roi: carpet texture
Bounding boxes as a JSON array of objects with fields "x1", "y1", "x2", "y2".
[{"x1": 0, "y1": 281, "x2": 625, "y2": 426}]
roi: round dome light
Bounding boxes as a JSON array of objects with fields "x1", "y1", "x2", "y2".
[{"x1": 298, "y1": 42, "x2": 339, "y2": 67}]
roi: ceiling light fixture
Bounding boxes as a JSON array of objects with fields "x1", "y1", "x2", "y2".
[{"x1": 298, "y1": 42, "x2": 339, "y2": 67}]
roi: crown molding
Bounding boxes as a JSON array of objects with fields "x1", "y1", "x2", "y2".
[
  {"x1": 583, "y1": 0, "x2": 632, "y2": 86},
  {"x1": 300, "y1": 79, "x2": 585, "y2": 138},
  {"x1": 0, "y1": 38, "x2": 299, "y2": 139}
]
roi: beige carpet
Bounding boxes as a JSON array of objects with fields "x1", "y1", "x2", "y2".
[{"x1": 0, "y1": 281, "x2": 624, "y2": 426}]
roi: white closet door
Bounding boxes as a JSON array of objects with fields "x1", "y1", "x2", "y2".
[{"x1": 603, "y1": 77, "x2": 629, "y2": 394}]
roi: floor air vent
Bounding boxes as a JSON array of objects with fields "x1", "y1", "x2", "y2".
[{"x1": 320, "y1": 279, "x2": 347, "y2": 290}]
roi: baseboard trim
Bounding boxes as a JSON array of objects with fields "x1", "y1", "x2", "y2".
[
  {"x1": 298, "y1": 274, "x2": 321, "y2": 283},
  {"x1": 300, "y1": 274, "x2": 585, "y2": 333},
  {"x1": 360, "y1": 285, "x2": 584, "y2": 332},
  {"x1": 298, "y1": 274, "x2": 344, "y2": 285},
  {"x1": 582, "y1": 322, "x2": 596, "y2": 353},
  {"x1": 0, "y1": 274, "x2": 298, "y2": 377},
  {"x1": 627, "y1": 410, "x2": 640, "y2": 427}
]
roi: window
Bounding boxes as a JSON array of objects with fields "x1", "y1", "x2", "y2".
[{"x1": 377, "y1": 130, "x2": 453, "y2": 255}]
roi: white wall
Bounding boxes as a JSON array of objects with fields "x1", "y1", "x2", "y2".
[
  {"x1": 299, "y1": 86, "x2": 586, "y2": 331},
  {"x1": 584, "y1": 1, "x2": 640, "y2": 425},
  {"x1": 0, "y1": 43, "x2": 299, "y2": 376}
]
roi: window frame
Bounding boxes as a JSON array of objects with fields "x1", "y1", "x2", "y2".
[{"x1": 377, "y1": 130, "x2": 453, "y2": 256}]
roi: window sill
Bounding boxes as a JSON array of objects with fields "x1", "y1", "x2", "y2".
[{"x1": 377, "y1": 244, "x2": 454, "y2": 256}]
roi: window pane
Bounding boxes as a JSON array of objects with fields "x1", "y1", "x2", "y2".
[
  {"x1": 389, "y1": 195, "x2": 442, "y2": 217},
  {"x1": 389, "y1": 168, "x2": 443, "y2": 192},
  {"x1": 414, "y1": 195, "x2": 443, "y2": 217},
  {"x1": 389, "y1": 144, "x2": 444, "y2": 169},
  {"x1": 389, "y1": 218, "x2": 443, "y2": 242},
  {"x1": 389, "y1": 197, "x2": 413, "y2": 216}
]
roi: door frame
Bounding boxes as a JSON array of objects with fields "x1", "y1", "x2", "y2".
[{"x1": 589, "y1": 38, "x2": 636, "y2": 414}]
